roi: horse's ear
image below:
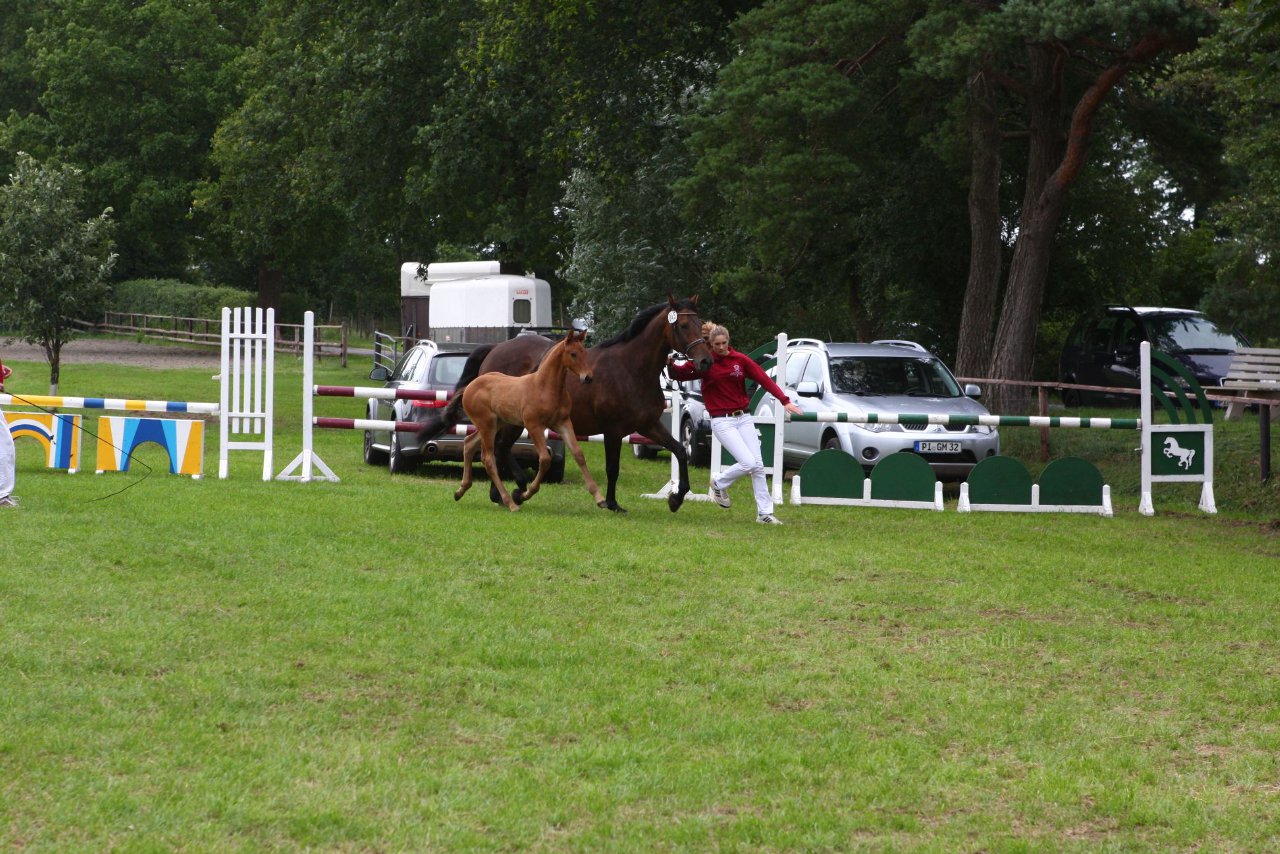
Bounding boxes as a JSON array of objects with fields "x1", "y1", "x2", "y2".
[
  {"x1": 690, "y1": 295, "x2": 699, "y2": 307},
  {"x1": 668, "y1": 294, "x2": 678, "y2": 307}
]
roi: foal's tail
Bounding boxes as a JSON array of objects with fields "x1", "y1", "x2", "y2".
[{"x1": 416, "y1": 343, "x2": 496, "y2": 443}]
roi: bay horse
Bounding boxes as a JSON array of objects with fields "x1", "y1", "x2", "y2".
[
  {"x1": 455, "y1": 329, "x2": 604, "y2": 511},
  {"x1": 418, "y1": 296, "x2": 713, "y2": 513}
]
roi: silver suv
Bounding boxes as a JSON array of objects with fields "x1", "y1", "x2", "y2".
[
  {"x1": 753, "y1": 339, "x2": 1000, "y2": 480},
  {"x1": 364, "y1": 341, "x2": 564, "y2": 479}
]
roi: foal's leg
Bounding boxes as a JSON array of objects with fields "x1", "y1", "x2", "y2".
[
  {"x1": 490, "y1": 425, "x2": 527, "y2": 505},
  {"x1": 558, "y1": 422, "x2": 606, "y2": 508},
  {"x1": 454, "y1": 431, "x2": 481, "y2": 501},
  {"x1": 513, "y1": 427, "x2": 551, "y2": 505},
  {"x1": 480, "y1": 430, "x2": 520, "y2": 511}
]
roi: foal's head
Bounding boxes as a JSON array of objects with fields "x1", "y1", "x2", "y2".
[{"x1": 557, "y1": 328, "x2": 592, "y2": 384}]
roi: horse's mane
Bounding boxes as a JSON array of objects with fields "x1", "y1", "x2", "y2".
[{"x1": 596, "y1": 299, "x2": 698, "y2": 349}]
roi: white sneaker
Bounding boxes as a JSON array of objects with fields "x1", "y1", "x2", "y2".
[
  {"x1": 0, "y1": 495, "x2": 18, "y2": 508},
  {"x1": 708, "y1": 484, "x2": 731, "y2": 508},
  {"x1": 756, "y1": 513, "x2": 782, "y2": 525}
]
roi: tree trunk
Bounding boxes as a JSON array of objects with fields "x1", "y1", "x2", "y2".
[
  {"x1": 982, "y1": 33, "x2": 1182, "y2": 414},
  {"x1": 955, "y1": 76, "x2": 1003, "y2": 379},
  {"x1": 44, "y1": 339, "x2": 61, "y2": 395},
  {"x1": 256, "y1": 261, "x2": 283, "y2": 310}
]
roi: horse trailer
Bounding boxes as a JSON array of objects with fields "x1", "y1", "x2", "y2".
[{"x1": 399, "y1": 260, "x2": 553, "y2": 344}]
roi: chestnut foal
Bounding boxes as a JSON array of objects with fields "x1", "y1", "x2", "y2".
[{"x1": 455, "y1": 329, "x2": 605, "y2": 511}]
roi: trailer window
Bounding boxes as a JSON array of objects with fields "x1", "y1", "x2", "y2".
[{"x1": 513, "y1": 298, "x2": 531, "y2": 324}]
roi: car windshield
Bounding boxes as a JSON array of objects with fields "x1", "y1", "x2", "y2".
[
  {"x1": 1146, "y1": 316, "x2": 1243, "y2": 353},
  {"x1": 830, "y1": 355, "x2": 962, "y2": 397}
]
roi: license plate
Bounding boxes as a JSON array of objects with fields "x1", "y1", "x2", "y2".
[{"x1": 915, "y1": 440, "x2": 961, "y2": 454}]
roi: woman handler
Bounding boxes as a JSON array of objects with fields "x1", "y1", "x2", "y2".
[{"x1": 668, "y1": 323, "x2": 802, "y2": 524}]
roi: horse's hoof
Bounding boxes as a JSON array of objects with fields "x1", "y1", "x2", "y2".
[
  {"x1": 607, "y1": 502, "x2": 627, "y2": 514},
  {"x1": 596, "y1": 500, "x2": 608, "y2": 509},
  {"x1": 512, "y1": 489, "x2": 526, "y2": 505},
  {"x1": 507, "y1": 503, "x2": 521, "y2": 512},
  {"x1": 454, "y1": 492, "x2": 464, "y2": 502},
  {"x1": 668, "y1": 491, "x2": 686, "y2": 513}
]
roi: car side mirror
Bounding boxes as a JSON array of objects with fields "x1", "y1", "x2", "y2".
[
  {"x1": 370, "y1": 366, "x2": 390, "y2": 382},
  {"x1": 796, "y1": 380, "x2": 821, "y2": 397},
  {"x1": 963, "y1": 383, "x2": 982, "y2": 398}
]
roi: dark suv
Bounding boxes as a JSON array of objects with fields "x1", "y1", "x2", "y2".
[
  {"x1": 364, "y1": 341, "x2": 564, "y2": 479},
  {"x1": 1059, "y1": 306, "x2": 1247, "y2": 406}
]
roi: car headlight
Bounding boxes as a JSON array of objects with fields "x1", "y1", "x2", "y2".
[{"x1": 855, "y1": 421, "x2": 897, "y2": 434}]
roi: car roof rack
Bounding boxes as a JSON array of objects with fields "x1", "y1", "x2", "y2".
[{"x1": 870, "y1": 339, "x2": 929, "y2": 353}]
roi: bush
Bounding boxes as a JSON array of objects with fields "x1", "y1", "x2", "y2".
[{"x1": 111, "y1": 278, "x2": 254, "y2": 318}]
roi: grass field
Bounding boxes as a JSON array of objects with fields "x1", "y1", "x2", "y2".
[{"x1": 2, "y1": 352, "x2": 1279, "y2": 850}]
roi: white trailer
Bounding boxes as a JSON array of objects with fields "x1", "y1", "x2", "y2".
[{"x1": 399, "y1": 260, "x2": 553, "y2": 344}]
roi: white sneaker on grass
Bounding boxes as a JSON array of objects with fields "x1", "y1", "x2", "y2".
[
  {"x1": 709, "y1": 484, "x2": 731, "y2": 508},
  {"x1": 756, "y1": 513, "x2": 782, "y2": 525},
  {"x1": 0, "y1": 495, "x2": 19, "y2": 508}
]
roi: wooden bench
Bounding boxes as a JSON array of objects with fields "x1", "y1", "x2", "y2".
[
  {"x1": 1210, "y1": 347, "x2": 1280, "y2": 483},
  {"x1": 1219, "y1": 347, "x2": 1280, "y2": 422}
]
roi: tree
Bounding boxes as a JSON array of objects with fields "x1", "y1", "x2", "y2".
[
  {"x1": 197, "y1": 0, "x2": 463, "y2": 315},
  {"x1": 681, "y1": 0, "x2": 972, "y2": 348},
  {"x1": 1188, "y1": 1, "x2": 1280, "y2": 345},
  {"x1": 0, "y1": 153, "x2": 116, "y2": 392},
  {"x1": 20, "y1": 0, "x2": 249, "y2": 280},
  {"x1": 913, "y1": 1, "x2": 1217, "y2": 409}
]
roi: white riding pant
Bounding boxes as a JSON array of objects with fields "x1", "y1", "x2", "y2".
[
  {"x1": 0, "y1": 414, "x2": 15, "y2": 499},
  {"x1": 710, "y1": 413, "x2": 772, "y2": 515}
]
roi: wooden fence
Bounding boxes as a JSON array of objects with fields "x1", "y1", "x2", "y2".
[{"x1": 92, "y1": 311, "x2": 349, "y2": 367}]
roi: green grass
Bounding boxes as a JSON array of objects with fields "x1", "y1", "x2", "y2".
[{"x1": 2, "y1": 354, "x2": 1279, "y2": 850}]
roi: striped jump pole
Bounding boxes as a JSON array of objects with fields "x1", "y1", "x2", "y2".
[
  {"x1": 787, "y1": 412, "x2": 1142, "y2": 430},
  {"x1": 0, "y1": 393, "x2": 218, "y2": 414},
  {"x1": 314, "y1": 386, "x2": 452, "y2": 402},
  {"x1": 315, "y1": 419, "x2": 658, "y2": 447}
]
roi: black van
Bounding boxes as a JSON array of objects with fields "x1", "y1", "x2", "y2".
[{"x1": 1059, "y1": 306, "x2": 1247, "y2": 406}]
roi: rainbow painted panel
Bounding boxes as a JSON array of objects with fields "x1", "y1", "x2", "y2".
[
  {"x1": 95, "y1": 416, "x2": 205, "y2": 477},
  {"x1": 2, "y1": 410, "x2": 83, "y2": 471}
]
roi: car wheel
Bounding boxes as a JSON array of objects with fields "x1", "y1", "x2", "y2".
[
  {"x1": 545, "y1": 450, "x2": 566, "y2": 484},
  {"x1": 632, "y1": 441, "x2": 658, "y2": 460},
  {"x1": 682, "y1": 417, "x2": 708, "y2": 467},
  {"x1": 364, "y1": 429, "x2": 388, "y2": 466},
  {"x1": 388, "y1": 430, "x2": 419, "y2": 474},
  {"x1": 822, "y1": 433, "x2": 843, "y2": 452}
]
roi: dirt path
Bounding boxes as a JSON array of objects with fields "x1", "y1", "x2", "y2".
[{"x1": 1, "y1": 336, "x2": 223, "y2": 370}]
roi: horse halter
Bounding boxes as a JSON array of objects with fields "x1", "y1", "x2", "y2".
[{"x1": 668, "y1": 310, "x2": 709, "y2": 359}]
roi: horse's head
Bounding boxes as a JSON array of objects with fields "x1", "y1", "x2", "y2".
[
  {"x1": 666, "y1": 295, "x2": 713, "y2": 372},
  {"x1": 561, "y1": 328, "x2": 592, "y2": 384},
  {"x1": 1163, "y1": 437, "x2": 1175, "y2": 449}
]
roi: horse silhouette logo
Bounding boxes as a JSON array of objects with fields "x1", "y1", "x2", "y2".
[{"x1": 1163, "y1": 436, "x2": 1196, "y2": 470}]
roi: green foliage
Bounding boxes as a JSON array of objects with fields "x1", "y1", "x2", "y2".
[
  {"x1": 0, "y1": 152, "x2": 115, "y2": 388},
  {"x1": 110, "y1": 278, "x2": 253, "y2": 319},
  {"x1": 22, "y1": 0, "x2": 249, "y2": 278}
]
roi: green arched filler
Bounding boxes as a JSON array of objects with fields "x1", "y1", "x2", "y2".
[
  {"x1": 869, "y1": 452, "x2": 937, "y2": 502},
  {"x1": 797, "y1": 448, "x2": 865, "y2": 500},
  {"x1": 1037, "y1": 456, "x2": 1105, "y2": 506},
  {"x1": 966, "y1": 456, "x2": 1033, "y2": 505},
  {"x1": 1150, "y1": 351, "x2": 1213, "y2": 426}
]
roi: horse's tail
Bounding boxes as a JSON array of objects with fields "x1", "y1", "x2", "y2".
[{"x1": 416, "y1": 344, "x2": 497, "y2": 442}]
